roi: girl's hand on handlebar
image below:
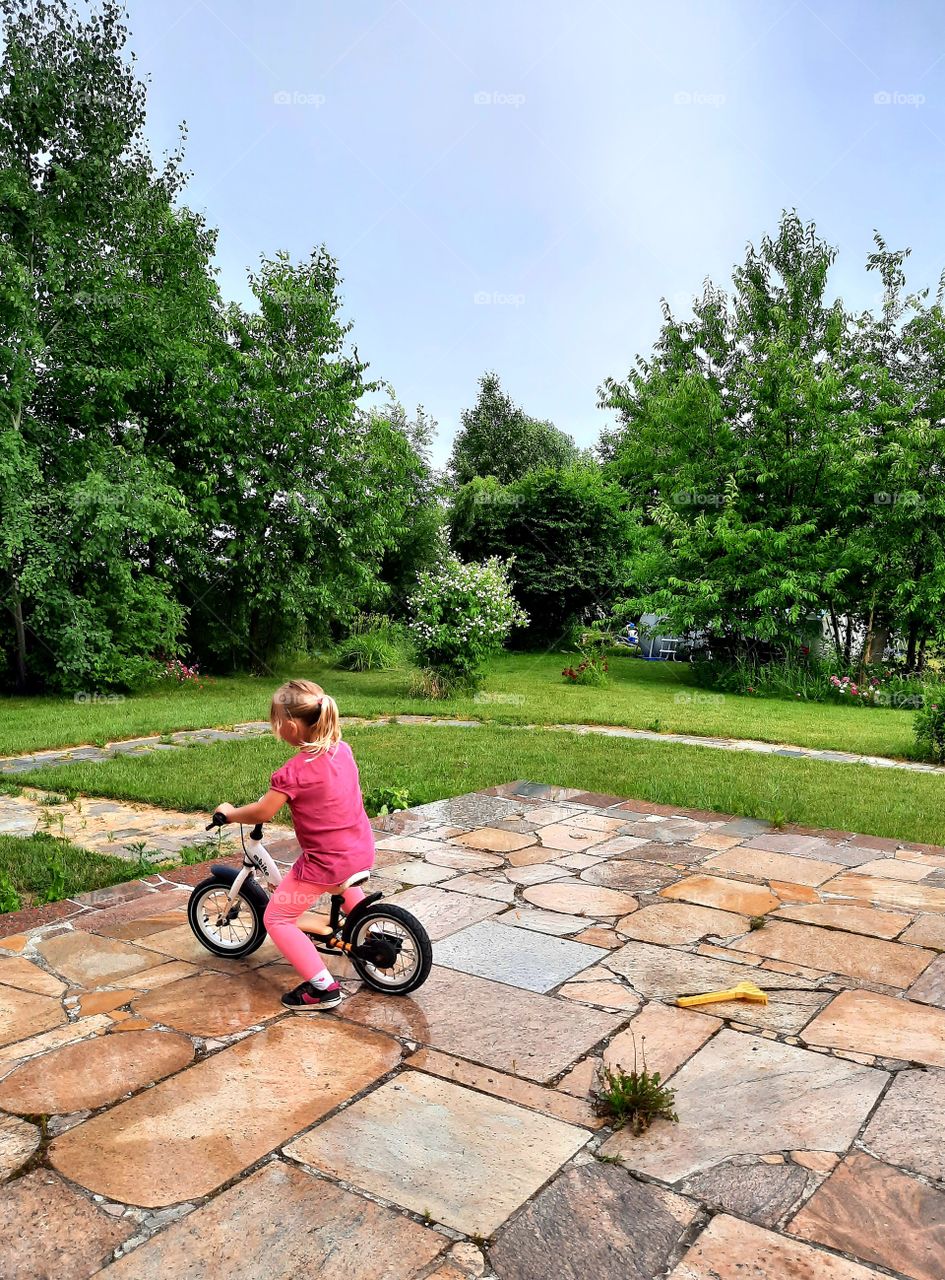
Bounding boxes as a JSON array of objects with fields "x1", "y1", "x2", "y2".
[{"x1": 206, "y1": 804, "x2": 235, "y2": 831}]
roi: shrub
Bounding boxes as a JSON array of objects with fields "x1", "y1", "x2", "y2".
[
  {"x1": 333, "y1": 631, "x2": 403, "y2": 672},
  {"x1": 563, "y1": 634, "x2": 609, "y2": 686},
  {"x1": 914, "y1": 689, "x2": 945, "y2": 763},
  {"x1": 362, "y1": 785, "x2": 412, "y2": 817},
  {"x1": 0, "y1": 871, "x2": 21, "y2": 914},
  {"x1": 408, "y1": 555, "x2": 527, "y2": 693}
]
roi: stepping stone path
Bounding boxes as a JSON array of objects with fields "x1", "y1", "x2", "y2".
[{"x1": 1, "y1": 780, "x2": 944, "y2": 1277}]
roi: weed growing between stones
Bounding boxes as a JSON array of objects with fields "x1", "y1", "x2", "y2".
[{"x1": 593, "y1": 1036, "x2": 678, "y2": 1134}]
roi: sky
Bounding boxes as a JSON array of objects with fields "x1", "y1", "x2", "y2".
[{"x1": 125, "y1": 0, "x2": 945, "y2": 465}]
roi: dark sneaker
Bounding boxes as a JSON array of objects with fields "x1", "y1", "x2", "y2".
[{"x1": 281, "y1": 980, "x2": 342, "y2": 1012}]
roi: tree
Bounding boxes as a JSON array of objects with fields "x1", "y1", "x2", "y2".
[
  {"x1": 176, "y1": 250, "x2": 387, "y2": 669},
  {"x1": 448, "y1": 371, "x2": 578, "y2": 486},
  {"x1": 363, "y1": 403, "x2": 446, "y2": 615},
  {"x1": 0, "y1": 0, "x2": 214, "y2": 689},
  {"x1": 601, "y1": 213, "x2": 863, "y2": 658},
  {"x1": 450, "y1": 463, "x2": 634, "y2": 644}
]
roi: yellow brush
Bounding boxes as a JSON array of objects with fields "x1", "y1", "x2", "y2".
[{"x1": 676, "y1": 981, "x2": 768, "y2": 1008}]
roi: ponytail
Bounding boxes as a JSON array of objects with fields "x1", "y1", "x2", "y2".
[{"x1": 270, "y1": 679, "x2": 342, "y2": 756}]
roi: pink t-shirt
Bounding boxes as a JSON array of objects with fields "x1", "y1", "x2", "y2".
[{"x1": 270, "y1": 741, "x2": 375, "y2": 885}]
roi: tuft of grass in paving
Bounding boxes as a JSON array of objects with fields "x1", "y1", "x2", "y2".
[
  {"x1": 0, "y1": 653, "x2": 920, "y2": 758},
  {"x1": 0, "y1": 833, "x2": 156, "y2": 913},
  {"x1": 18, "y1": 723, "x2": 945, "y2": 846}
]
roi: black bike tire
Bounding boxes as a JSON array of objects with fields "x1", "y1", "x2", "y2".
[
  {"x1": 348, "y1": 904, "x2": 432, "y2": 995},
  {"x1": 188, "y1": 876, "x2": 268, "y2": 958}
]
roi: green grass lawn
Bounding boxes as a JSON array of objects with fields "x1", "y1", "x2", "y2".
[
  {"x1": 0, "y1": 832, "x2": 159, "y2": 914},
  {"x1": 0, "y1": 653, "x2": 920, "y2": 759},
  {"x1": 19, "y1": 723, "x2": 945, "y2": 846}
]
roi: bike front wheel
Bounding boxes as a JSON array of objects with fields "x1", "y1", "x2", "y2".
[
  {"x1": 188, "y1": 877, "x2": 268, "y2": 958},
  {"x1": 348, "y1": 904, "x2": 432, "y2": 995}
]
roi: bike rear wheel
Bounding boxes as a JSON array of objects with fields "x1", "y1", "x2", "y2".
[
  {"x1": 188, "y1": 877, "x2": 268, "y2": 958},
  {"x1": 348, "y1": 904, "x2": 432, "y2": 995}
]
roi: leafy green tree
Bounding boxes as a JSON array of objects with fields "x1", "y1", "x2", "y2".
[
  {"x1": 176, "y1": 250, "x2": 384, "y2": 668},
  {"x1": 450, "y1": 463, "x2": 634, "y2": 644},
  {"x1": 0, "y1": 0, "x2": 211, "y2": 690},
  {"x1": 449, "y1": 371, "x2": 578, "y2": 486},
  {"x1": 601, "y1": 213, "x2": 859, "y2": 658},
  {"x1": 363, "y1": 403, "x2": 446, "y2": 616}
]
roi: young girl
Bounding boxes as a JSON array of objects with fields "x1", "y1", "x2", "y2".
[{"x1": 214, "y1": 679, "x2": 375, "y2": 1012}]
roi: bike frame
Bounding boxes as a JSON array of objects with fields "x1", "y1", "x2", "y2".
[
  {"x1": 218, "y1": 825, "x2": 372, "y2": 954},
  {"x1": 225, "y1": 828, "x2": 283, "y2": 902}
]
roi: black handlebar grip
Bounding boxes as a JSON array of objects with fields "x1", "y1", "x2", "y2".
[{"x1": 205, "y1": 810, "x2": 228, "y2": 831}]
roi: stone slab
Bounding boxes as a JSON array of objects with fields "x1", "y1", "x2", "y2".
[
  {"x1": 454, "y1": 827, "x2": 536, "y2": 853},
  {"x1": 789, "y1": 1152, "x2": 945, "y2": 1280},
  {"x1": 600, "y1": 1029, "x2": 887, "y2": 1182},
  {"x1": 0, "y1": 1112, "x2": 39, "y2": 1178},
  {"x1": 801, "y1": 989, "x2": 945, "y2": 1066},
  {"x1": 772, "y1": 902, "x2": 910, "y2": 939},
  {"x1": 661, "y1": 875, "x2": 780, "y2": 916},
  {"x1": 604, "y1": 939, "x2": 819, "y2": 1000},
  {"x1": 703, "y1": 847, "x2": 844, "y2": 886},
  {"x1": 50, "y1": 1019, "x2": 402, "y2": 1206},
  {"x1": 131, "y1": 969, "x2": 284, "y2": 1036},
  {"x1": 901, "y1": 914, "x2": 945, "y2": 950},
  {"x1": 407, "y1": 1048, "x2": 601, "y2": 1128},
  {"x1": 558, "y1": 979, "x2": 642, "y2": 1012},
  {"x1": 286, "y1": 1070, "x2": 588, "y2": 1235},
  {"x1": 37, "y1": 931, "x2": 166, "y2": 986},
  {"x1": 906, "y1": 954, "x2": 945, "y2": 1007},
  {"x1": 683, "y1": 1160, "x2": 810, "y2": 1227},
  {"x1": 339, "y1": 966, "x2": 620, "y2": 1082},
  {"x1": 580, "y1": 860, "x2": 681, "y2": 893},
  {"x1": 0, "y1": 1029, "x2": 194, "y2": 1114},
  {"x1": 497, "y1": 907, "x2": 590, "y2": 935},
  {"x1": 729, "y1": 920, "x2": 935, "y2": 988},
  {"x1": 534, "y1": 823, "x2": 607, "y2": 853},
  {"x1": 616, "y1": 902, "x2": 748, "y2": 945},
  {"x1": 668, "y1": 1213, "x2": 886, "y2": 1279},
  {"x1": 604, "y1": 1002, "x2": 717, "y2": 1080},
  {"x1": 523, "y1": 881, "x2": 638, "y2": 918},
  {"x1": 489, "y1": 1162, "x2": 697, "y2": 1280},
  {"x1": 0, "y1": 1169, "x2": 134, "y2": 1280},
  {"x1": 861, "y1": 1068, "x2": 945, "y2": 1180},
  {"x1": 0, "y1": 954, "x2": 66, "y2": 997},
  {"x1": 0, "y1": 983, "x2": 65, "y2": 1049},
  {"x1": 822, "y1": 872, "x2": 945, "y2": 914},
  {"x1": 433, "y1": 919, "x2": 606, "y2": 993},
  {"x1": 97, "y1": 1159, "x2": 446, "y2": 1279}
]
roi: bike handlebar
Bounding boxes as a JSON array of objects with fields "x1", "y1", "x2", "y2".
[{"x1": 205, "y1": 812, "x2": 265, "y2": 842}]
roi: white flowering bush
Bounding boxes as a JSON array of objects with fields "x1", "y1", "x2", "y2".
[{"x1": 408, "y1": 556, "x2": 528, "y2": 692}]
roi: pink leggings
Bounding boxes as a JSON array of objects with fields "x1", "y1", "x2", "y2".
[{"x1": 264, "y1": 866, "x2": 366, "y2": 982}]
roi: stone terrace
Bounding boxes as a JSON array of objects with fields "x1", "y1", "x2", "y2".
[{"x1": 1, "y1": 781, "x2": 945, "y2": 1279}]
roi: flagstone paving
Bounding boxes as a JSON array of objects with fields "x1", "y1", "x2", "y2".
[{"x1": 2, "y1": 780, "x2": 945, "y2": 1278}]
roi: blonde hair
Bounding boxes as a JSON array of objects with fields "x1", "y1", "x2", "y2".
[{"x1": 270, "y1": 680, "x2": 341, "y2": 756}]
